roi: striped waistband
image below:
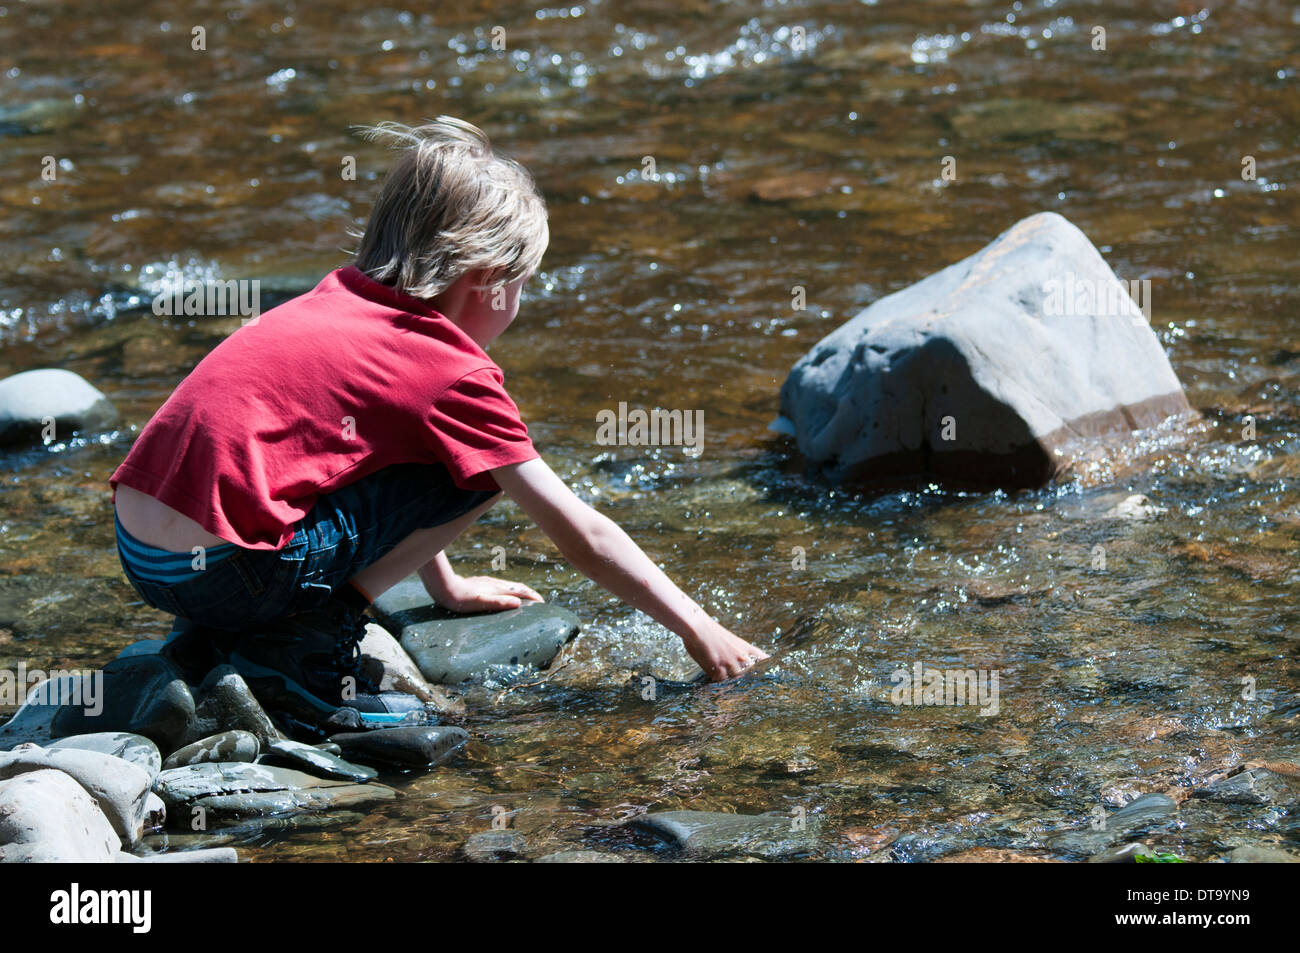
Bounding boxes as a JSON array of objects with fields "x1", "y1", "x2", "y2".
[{"x1": 115, "y1": 514, "x2": 237, "y2": 583}]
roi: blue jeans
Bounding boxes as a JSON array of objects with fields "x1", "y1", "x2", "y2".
[{"x1": 118, "y1": 463, "x2": 498, "y2": 631}]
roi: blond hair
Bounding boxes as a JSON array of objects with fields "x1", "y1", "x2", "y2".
[{"x1": 349, "y1": 116, "x2": 548, "y2": 299}]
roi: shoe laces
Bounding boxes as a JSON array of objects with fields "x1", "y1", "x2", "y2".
[{"x1": 330, "y1": 604, "x2": 383, "y2": 696}]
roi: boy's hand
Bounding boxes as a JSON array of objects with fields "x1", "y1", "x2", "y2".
[
  {"x1": 428, "y1": 574, "x2": 544, "y2": 614},
  {"x1": 682, "y1": 623, "x2": 770, "y2": 682}
]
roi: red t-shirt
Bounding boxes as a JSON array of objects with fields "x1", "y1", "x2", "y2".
[{"x1": 111, "y1": 266, "x2": 539, "y2": 550}]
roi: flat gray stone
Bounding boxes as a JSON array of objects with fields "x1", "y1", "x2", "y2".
[
  {"x1": 775, "y1": 212, "x2": 1192, "y2": 487},
  {"x1": 0, "y1": 368, "x2": 117, "y2": 446},
  {"x1": 152, "y1": 762, "x2": 396, "y2": 823},
  {"x1": 164, "y1": 730, "x2": 261, "y2": 769},
  {"x1": 328, "y1": 726, "x2": 468, "y2": 769},
  {"x1": 0, "y1": 769, "x2": 120, "y2": 862},
  {"x1": 49, "y1": 732, "x2": 162, "y2": 782},
  {"x1": 380, "y1": 586, "x2": 578, "y2": 684},
  {"x1": 628, "y1": 810, "x2": 821, "y2": 860},
  {"x1": 51, "y1": 654, "x2": 195, "y2": 753},
  {"x1": 1051, "y1": 793, "x2": 1179, "y2": 856},
  {"x1": 463, "y1": 829, "x2": 527, "y2": 862},
  {"x1": 0, "y1": 744, "x2": 152, "y2": 847},
  {"x1": 260, "y1": 738, "x2": 377, "y2": 782}
]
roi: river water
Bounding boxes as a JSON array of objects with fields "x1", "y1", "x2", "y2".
[{"x1": 1, "y1": 1, "x2": 1297, "y2": 861}]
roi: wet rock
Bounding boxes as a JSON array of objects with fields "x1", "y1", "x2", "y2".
[
  {"x1": 143, "y1": 792, "x2": 166, "y2": 831},
  {"x1": 50, "y1": 654, "x2": 195, "y2": 753},
  {"x1": 1193, "y1": 768, "x2": 1300, "y2": 807},
  {"x1": 1087, "y1": 842, "x2": 1155, "y2": 863},
  {"x1": 0, "y1": 744, "x2": 151, "y2": 846},
  {"x1": 535, "y1": 850, "x2": 626, "y2": 863},
  {"x1": 358, "y1": 621, "x2": 460, "y2": 712},
  {"x1": 463, "y1": 829, "x2": 527, "y2": 862},
  {"x1": 1104, "y1": 493, "x2": 1167, "y2": 520},
  {"x1": 183, "y1": 665, "x2": 283, "y2": 748},
  {"x1": 0, "y1": 368, "x2": 117, "y2": 446},
  {"x1": 1226, "y1": 846, "x2": 1299, "y2": 863},
  {"x1": 49, "y1": 732, "x2": 162, "y2": 782},
  {"x1": 774, "y1": 212, "x2": 1192, "y2": 488},
  {"x1": 152, "y1": 762, "x2": 396, "y2": 822},
  {"x1": 328, "y1": 725, "x2": 468, "y2": 769},
  {"x1": 936, "y1": 848, "x2": 1063, "y2": 863},
  {"x1": 163, "y1": 730, "x2": 261, "y2": 769},
  {"x1": 402, "y1": 606, "x2": 578, "y2": 684},
  {"x1": 0, "y1": 769, "x2": 120, "y2": 862},
  {"x1": 116, "y1": 846, "x2": 237, "y2": 863},
  {"x1": 260, "y1": 738, "x2": 377, "y2": 782},
  {"x1": 627, "y1": 810, "x2": 820, "y2": 860},
  {"x1": 0, "y1": 673, "x2": 92, "y2": 750},
  {"x1": 1050, "y1": 793, "x2": 1179, "y2": 856}
]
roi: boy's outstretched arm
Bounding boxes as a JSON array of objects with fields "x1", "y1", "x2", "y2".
[{"x1": 491, "y1": 457, "x2": 769, "y2": 681}]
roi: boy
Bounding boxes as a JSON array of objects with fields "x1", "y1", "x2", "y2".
[{"x1": 112, "y1": 116, "x2": 766, "y2": 733}]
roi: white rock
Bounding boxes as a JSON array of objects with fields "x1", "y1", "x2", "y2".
[
  {"x1": 0, "y1": 368, "x2": 116, "y2": 446},
  {"x1": 0, "y1": 769, "x2": 120, "y2": 862},
  {"x1": 0, "y1": 745, "x2": 152, "y2": 847},
  {"x1": 776, "y1": 212, "x2": 1193, "y2": 487}
]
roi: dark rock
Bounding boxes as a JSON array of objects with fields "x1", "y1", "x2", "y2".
[
  {"x1": 183, "y1": 665, "x2": 283, "y2": 748},
  {"x1": 260, "y1": 738, "x2": 377, "y2": 782},
  {"x1": 327, "y1": 725, "x2": 468, "y2": 769},
  {"x1": 163, "y1": 730, "x2": 260, "y2": 769},
  {"x1": 627, "y1": 810, "x2": 821, "y2": 860},
  {"x1": 51, "y1": 654, "x2": 195, "y2": 753},
  {"x1": 774, "y1": 212, "x2": 1193, "y2": 488},
  {"x1": 463, "y1": 829, "x2": 527, "y2": 862},
  {"x1": 152, "y1": 762, "x2": 396, "y2": 823},
  {"x1": 0, "y1": 769, "x2": 120, "y2": 862},
  {"x1": 49, "y1": 732, "x2": 162, "y2": 782},
  {"x1": 0, "y1": 744, "x2": 152, "y2": 846},
  {"x1": 0, "y1": 368, "x2": 117, "y2": 446},
  {"x1": 372, "y1": 577, "x2": 578, "y2": 684}
]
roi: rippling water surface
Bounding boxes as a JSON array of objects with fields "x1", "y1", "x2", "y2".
[{"x1": 1, "y1": 0, "x2": 1297, "y2": 861}]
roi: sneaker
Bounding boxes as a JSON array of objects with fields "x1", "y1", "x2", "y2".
[{"x1": 227, "y1": 598, "x2": 430, "y2": 732}]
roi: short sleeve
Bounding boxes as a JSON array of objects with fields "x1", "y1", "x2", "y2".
[{"x1": 425, "y1": 366, "x2": 539, "y2": 490}]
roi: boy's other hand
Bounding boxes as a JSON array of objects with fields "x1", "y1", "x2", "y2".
[
  {"x1": 431, "y1": 574, "x2": 544, "y2": 614},
  {"x1": 684, "y1": 624, "x2": 770, "y2": 682}
]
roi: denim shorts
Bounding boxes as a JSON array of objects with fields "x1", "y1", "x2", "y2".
[{"x1": 118, "y1": 463, "x2": 499, "y2": 631}]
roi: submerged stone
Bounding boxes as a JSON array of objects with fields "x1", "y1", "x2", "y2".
[
  {"x1": 627, "y1": 810, "x2": 821, "y2": 860},
  {"x1": 463, "y1": 829, "x2": 527, "y2": 862},
  {"x1": 152, "y1": 762, "x2": 396, "y2": 822},
  {"x1": 1051, "y1": 793, "x2": 1179, "y2": 856},
  {"x1": 1194, "y1": 768, "x2": 1300, "y2": 808},
  {"x1": 328, "y1": 725, "x2": 468, "y2": 769}
]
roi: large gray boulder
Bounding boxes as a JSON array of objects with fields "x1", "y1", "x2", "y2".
[
  {"x1": 775, "y1": 212, "x2": 1193, "y2": 487},
  {"x1": 0, "y1": 745, "x2": 152, "y2": 847},
  {"x1": 0, "y1": 368, "x2": 116, "y2": 446}
]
